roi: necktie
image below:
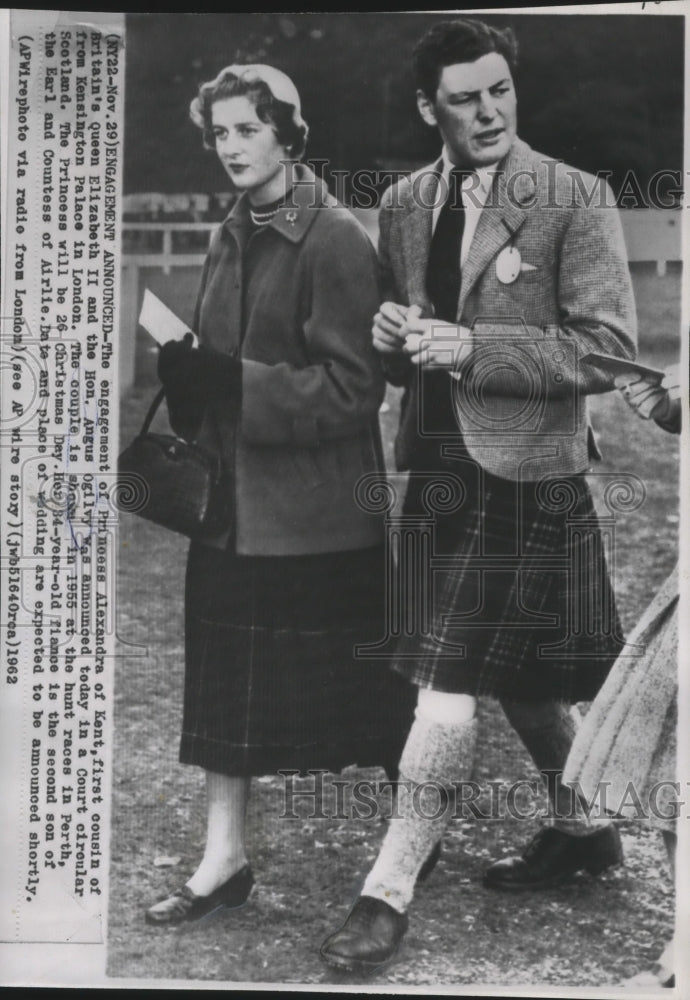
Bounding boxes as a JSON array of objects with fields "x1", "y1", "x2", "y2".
[
  {"x1": 426, "y1": 167, "x2": 467, "y2": 322},
  {"x1": 417, "y1": 167, "x2": 470, "y2": 455}
]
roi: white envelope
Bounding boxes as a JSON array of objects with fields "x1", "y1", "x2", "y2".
[{"x1": 138, "y1": 289, "x2": 198, "y2": 347}]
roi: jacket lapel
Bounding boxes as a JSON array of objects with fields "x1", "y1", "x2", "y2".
[{"x1": 457, "y1": 139, "x2": 536, "y2": 319}]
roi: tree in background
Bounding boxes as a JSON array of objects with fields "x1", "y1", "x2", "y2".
[{"x1": 124, "y1": 13, "x2": 683, "y2": 207}]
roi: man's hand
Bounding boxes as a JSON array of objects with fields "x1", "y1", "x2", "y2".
[
  {"x1": 403, "y1": 312, "x2": 473, "y2": 372},
  {"x1": 652, "y1": 366, "x2": 682, "y2": 430},
  {"x1": 660, "y1": 365, "x2": 681, "y2": 400},
  {"x1": 614, "y1": 371, "x2": 667, "y2": 420},
  {"x1": 615, "y1": 366, "x2": 681, "y2": 432},
  {"x1": 372, "y1": 301, "x2": 410, "y2": 354}
]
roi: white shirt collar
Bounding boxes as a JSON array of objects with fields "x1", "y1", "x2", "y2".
[{"x1": 440, "y1": 146, "x2": 498, "y2": 196}]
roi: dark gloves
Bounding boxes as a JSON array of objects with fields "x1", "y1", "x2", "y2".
[
  {"x1": 157, "y1": 333, "x2": 242, "y2": 440},
  {"x1": 157, "y1": 333, "x2": 205, "y2": 440},
  {"x1": 157, "y1": 331, "x2": 195, "y2": 384}
]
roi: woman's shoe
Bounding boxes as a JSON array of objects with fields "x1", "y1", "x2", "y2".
[{"x1": 145, "y1": 864, "x2": 254, "y2": 926}]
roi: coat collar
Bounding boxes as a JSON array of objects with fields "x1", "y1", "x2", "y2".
[{"x1": 224, "y1": 163, "x2": 333, "y2": 244}]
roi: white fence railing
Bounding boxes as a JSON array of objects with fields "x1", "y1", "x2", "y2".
[{"x1": 122, "y1": 221, "x2": 216, "y2": 273}]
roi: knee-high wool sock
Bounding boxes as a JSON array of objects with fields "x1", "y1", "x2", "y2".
[{"x1": 361, "y1": 714, "x2": 477, "y2": 914}]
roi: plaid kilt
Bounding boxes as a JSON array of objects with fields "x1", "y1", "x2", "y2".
[
  {"x1": 390, "y1": 463, "x2": 623, "y2": 702},
  {"x1": 180, "y1": 541, "x2": 415, "y2": 777}
]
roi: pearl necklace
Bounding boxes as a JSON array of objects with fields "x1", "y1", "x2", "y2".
[{"x1": 249, "y1": 204, "x2": 280, "y2": 226}]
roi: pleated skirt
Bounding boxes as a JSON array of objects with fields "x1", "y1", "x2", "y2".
[{"x1": 180, "y1": 541, "x2": 415, "y2": 777}]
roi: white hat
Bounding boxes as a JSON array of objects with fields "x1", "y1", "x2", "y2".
[{"x1": 217, "y1": 63, "x2": 306, "y2": 131}]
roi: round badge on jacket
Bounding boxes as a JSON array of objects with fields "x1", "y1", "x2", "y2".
[{"x1": 496, "y1": 246, "x2": 521, "y2": 284}]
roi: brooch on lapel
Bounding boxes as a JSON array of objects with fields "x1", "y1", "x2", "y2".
[{"x1": 285, "y1": 210, "x2": 298, "y2": 225}]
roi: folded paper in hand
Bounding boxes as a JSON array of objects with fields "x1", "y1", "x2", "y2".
[
  {"x1": 139, "y1": 289, "x2": 198, "y2": 347},
  {"x1": 581, "y1": 352, "x2": 665, "y2": 382}
]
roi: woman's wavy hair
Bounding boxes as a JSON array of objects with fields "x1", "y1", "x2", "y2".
[{"x1": 190, "y1": 66, "x2": 308, "y2": 158}]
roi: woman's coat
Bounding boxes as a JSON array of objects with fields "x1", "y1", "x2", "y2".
[{"x1": 195, "y1": 167, "x2": 386, "y2": 555}]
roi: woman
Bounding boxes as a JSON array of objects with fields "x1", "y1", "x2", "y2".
[
  {"x1": 564, "y1": 365, "x2": 681, "y2": 988},
  {"x1": 145, "y1": 64, "x2": 414, "y2": 924}
]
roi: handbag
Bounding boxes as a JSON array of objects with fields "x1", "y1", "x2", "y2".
[{"x1": 116, "y1": 387, "x2": 232, "y2": 538}]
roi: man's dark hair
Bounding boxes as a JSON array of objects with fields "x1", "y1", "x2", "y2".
[{"x1": 414, "y1": 19, "x2": 518, "y2": 100}]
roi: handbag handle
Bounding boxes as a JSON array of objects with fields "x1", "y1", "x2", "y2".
[
  {"x1": 139, "y1": 386, "x2": 167, "y2": 436},
  {"x1": 138, "y1": 385, "x2": 226, "y2": 458}
]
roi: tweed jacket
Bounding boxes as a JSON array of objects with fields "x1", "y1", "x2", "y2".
[
  {"x1": 381, "y1": 138, "x2": 638, "y2": 481},
  {"x1": 193, "y1": 166, "x2": 386, "y2": 556}
]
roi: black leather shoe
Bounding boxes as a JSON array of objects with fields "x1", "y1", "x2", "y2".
[
  {"x1": 483, "y1": 825, "x2": 623, "y2": 890},
  {"x1": 417, "y1": 841, "x2": 441, "y2": 882},
  {"x1": 320, "y1": 895, "x2": 408, "y2": 973},
  {"x1": 145, "y1": 864, "x2": 254, "y2": 925}
]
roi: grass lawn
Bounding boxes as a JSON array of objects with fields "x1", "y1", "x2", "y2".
[{"x1": 107, "y1": 263, "x2": 680, "y2": 987}]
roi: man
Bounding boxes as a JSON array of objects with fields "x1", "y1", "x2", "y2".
[{"x1": 320, "y1": 18, "x2": 637, "y2": 973}]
